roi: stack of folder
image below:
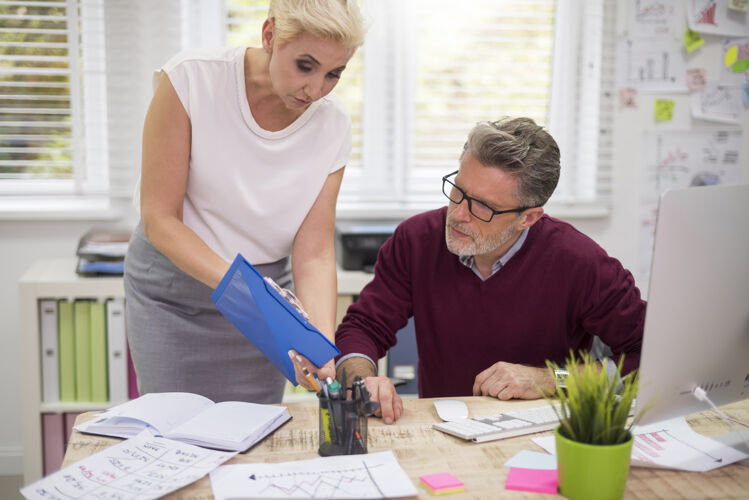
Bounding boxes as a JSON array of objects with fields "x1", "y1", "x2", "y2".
[
  {"x1": 40, "y1": 297, "x2": 134, "y2": 404},
  {"x1": 40, "y1": 297, "x2": 140, "y2": 474},
  {"x1": 75, "y1": 227, "x2": 131, "y2": 276}
]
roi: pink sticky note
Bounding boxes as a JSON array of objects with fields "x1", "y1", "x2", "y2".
[
  {"x1": 420, "y1": 472, "x2": 464, "y2": 492},
  {"x1": 505, "y1": 467, "x2": 558, "y2": 494}
]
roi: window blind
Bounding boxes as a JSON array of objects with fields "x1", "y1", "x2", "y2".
[
  {"x1": 0, "y1": 0, "x2": 78, "y2": 188},
  {"x1": 409, "y1": 0, "x2": 556, "y2": 201},
  {"x1": 335, "y1": 0, "x2": 617, "y2": 216}
]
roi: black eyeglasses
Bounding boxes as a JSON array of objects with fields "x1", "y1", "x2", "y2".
[{"x1": 441, "y1": 170, "x2": 531, "y2": 223}]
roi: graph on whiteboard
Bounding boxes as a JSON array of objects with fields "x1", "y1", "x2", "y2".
[
  {"x1": 638, "y1": 129, "x2": 743, "y2": 282},
  {"x1": 209, "y1": 451, "x2": 418, "y2": 499}
]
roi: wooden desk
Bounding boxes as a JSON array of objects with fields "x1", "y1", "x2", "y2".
[{"x1": 63, "y1": 397, "x2": 749, "y2": 499}]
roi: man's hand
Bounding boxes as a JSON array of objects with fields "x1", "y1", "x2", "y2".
[
  {"x1": 472, "y1": 362, "x2": 555, "y2": 400},
  {"x1": 362, "y1": 376, "x2": 404, "y2": 424},
  {"x1": 336, "y1": 357, "x2": 403, "y2": 424},
  {"x1": 288, "y1": 350, "x2": 335, "y2": 391}
]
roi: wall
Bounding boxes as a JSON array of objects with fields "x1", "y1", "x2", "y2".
[
  {"x1": 1, "y1": 1, "x2": 748, "y2": 475},
  {"x1": 573, "y1": 1, "x2": 749, "y2": 295}
]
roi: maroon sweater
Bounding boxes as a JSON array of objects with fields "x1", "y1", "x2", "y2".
[{"x1": 335, "y1": 207, "x2": 645, "y2": 398}]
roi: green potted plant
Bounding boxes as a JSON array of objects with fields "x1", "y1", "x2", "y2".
[{"x1": 545, "y1": 351, "x2": 647, "y2": 500}]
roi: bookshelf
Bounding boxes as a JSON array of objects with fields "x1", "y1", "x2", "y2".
[{"x1": 19, "y1": 258, "x2": 374, "y2": 483}]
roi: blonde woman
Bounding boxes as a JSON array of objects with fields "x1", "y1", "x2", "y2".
[{"x1": 124, "y1": 0, "x2": 366, "y2": 403}]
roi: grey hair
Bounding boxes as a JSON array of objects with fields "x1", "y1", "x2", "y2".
[{"x1": 461, "y1": 117, "x2": 560, "y2": 207}]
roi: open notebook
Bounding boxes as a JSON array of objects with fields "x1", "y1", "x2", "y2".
[{"x1": 74, "y1": 392, "x2": 291, "y2": 452}]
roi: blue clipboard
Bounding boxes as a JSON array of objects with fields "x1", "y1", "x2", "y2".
[{"x1": 211, "y1": 254, "x2": 340, "y2": 385}]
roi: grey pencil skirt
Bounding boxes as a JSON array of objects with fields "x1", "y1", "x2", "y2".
[{"x1": 123, "y1": 223, "x2": 287, "y2": 403}]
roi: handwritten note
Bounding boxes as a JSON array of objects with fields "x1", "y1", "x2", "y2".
[
  {"x1": 616, "y1": 37, "x2": 687, "y2": 93},
  {"x1": 21, "y1": 433, "x2": 236, "y2": 500},
  {"x1": 687, "y1": 0, "x2": 749, "y2": 37},
  {"x1": 627, "y1": 0, "x2": 684, "y2": 37},
  {"x1": 721, "y1": 38, "x2": 749, "y2": 85},
  {"x1": 690, "y1": 83, "x2": 742, "y2": 124},
  {"x1": 638, "y1": 129, "x2": 742, "y2": 281},
  {"x1": 686, "y1": 68, "x2": 707, "y2": 90}
]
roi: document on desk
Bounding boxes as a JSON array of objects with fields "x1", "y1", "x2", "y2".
[
  {"x1": 531, "y1": 416, "x2": 749, "y2": 472},
  {"x1": 209, "y1": 450, "x2": 418, "y2": 499},
  {"x1": 212, "y1": 254, "x2": 339, "y2": 385},
  {"x1": 20, "y1": 432, "x2": 236, "y2": 500}
]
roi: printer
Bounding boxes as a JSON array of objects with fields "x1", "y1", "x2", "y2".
[{"x1": 335, "y1": 220, "x2": 400, "y2": 272}]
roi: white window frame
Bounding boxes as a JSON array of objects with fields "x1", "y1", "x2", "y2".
[
  {"x1": 336, "y1": 0, "x2": 614, "y2": 220},
  {"x1": 0, "y1": 0, "x2": 111, "y2": 218}
]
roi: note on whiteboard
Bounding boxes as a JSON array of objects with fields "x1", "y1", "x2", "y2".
[
  {"x1": 690, "y1": 83, "x2": 743, "y2": 123},
  {"x1": 687, "y1": 0, "x2": 749, "y2": 37},
  {"x1": 616, "y1": 37, "x2": 688, "y2": 93},
  {"x1": 638, "y1": 129, "x2": 743, "y2": 282},
  {"x1": 20, "y1": 432, "x2": 236, "y2": 500},
  {"x1": 627, "y1": 0, "x2": 685, "y2": 37},
  {"x1": 720, "y1": 37, "x2": 749, "y2": 85}
]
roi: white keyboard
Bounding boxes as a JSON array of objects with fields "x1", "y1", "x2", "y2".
[{"x1": 433, "y1": 404, "x2": 560, "y2": 443}]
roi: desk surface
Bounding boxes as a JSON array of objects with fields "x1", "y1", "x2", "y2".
[{"x1": 63, "y1": 397, "x2": 749, "y2": 499}]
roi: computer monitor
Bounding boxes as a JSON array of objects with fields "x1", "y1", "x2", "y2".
[{"x1": 634, "y1": 183, "x2": 749, "y2": 425}]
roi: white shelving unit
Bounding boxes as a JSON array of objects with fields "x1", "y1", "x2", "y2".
[
  {"x1": 19, "y1": 258, "x2": 374, "y2": 483},
  {"x1": 19, "y1": 258, "x2": 125, "y2": 483}
]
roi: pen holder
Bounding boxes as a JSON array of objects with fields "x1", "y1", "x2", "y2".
[{"x1": 317, "y1": 396, "x2": 368, "y2": 456}]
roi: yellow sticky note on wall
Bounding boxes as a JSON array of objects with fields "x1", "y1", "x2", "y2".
[
  {"x1": 728, "y1": 0, "x2": 748, "y2": 13},
  {"x1": 685, "y1": 30, "x2": 704, "y2": 53},
  {"x1": 655, "y1": 99, "x2": 674, "y2": 122}
]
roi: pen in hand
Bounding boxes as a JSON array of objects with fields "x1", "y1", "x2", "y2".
[{"x1": 301, "y1": 365, "x2": 322, "y2": 394}]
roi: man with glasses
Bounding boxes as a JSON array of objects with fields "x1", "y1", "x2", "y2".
[{"x1": 334, "y1": 117, "x2": 645, "y2": 424}]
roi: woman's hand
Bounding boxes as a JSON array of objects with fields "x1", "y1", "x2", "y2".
[{"x1": 288, "y1": 350, "x2": 336, "y2": 391}]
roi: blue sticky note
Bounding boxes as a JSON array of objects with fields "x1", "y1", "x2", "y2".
[
  {"x1": 504, "y1": 450, "x2": 557, "y2": 470},
  {"x1": 742, "y1": 82, "x2": 749, "y2": 108}
]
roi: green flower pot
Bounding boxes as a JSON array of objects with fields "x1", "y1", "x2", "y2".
[{"x1": 555, "y1": 426, "x2": 633, "y2": 500}]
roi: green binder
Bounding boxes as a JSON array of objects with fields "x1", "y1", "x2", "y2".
[
  {"x1": 57, "y1": 299, "x2": 76, "y2": 401},
  {"x1": 90, "y1": 301, "x2": 108, "y2": 402},
  {"x1": 74, "y1": 300, "x2": 92, "y2": 401}
]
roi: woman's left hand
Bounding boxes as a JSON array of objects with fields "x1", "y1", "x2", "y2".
[{"x1": 288, "y1": 350, "x2": 336, "y2": 391}]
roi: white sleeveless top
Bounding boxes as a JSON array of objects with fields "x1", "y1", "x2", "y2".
[{"x1": 160, "y1": 46, "x2": 351, "y2": 264}]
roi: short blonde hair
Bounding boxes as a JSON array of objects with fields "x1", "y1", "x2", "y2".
[{"x1": 268, "y1": 0, "x2": 366, "y2": 49}]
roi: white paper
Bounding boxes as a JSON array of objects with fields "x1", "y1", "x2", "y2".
[
  {"x1": 209, "y1": 451, "x2": 418, "y2": 499},
  {"x1": 631, "y1": 417, "x2": 749, "y2": 471},
  {"x1": 638, "y1": 129, "x2": 743, "y2": 281},
  {"x1": 627, "y1": 0, "x2": 685, "y2": 37},
  {"x1": 75, "y1": 392, "x2": 215, "y2": 438},
  {"x1": 504, "y1": 450, "x2": 557, "y2": 470},
  {"x1": 691, "y1": 83, "x2": 743, "y2": 123},
  {"x1": 687, "y1": 0, "x2": 749, "y2": 37},
  {"x1": 531, "y1": 417, "x2": 749, "y2": 472},
  {"x1": 720, "y1": 37, "x2": 749, "y2": 85},
  {"x1": 616, "y1": 37, "x2": 688, "y2": 93},
  {"x1": 168, "y1": 401, "x2": 289, "y2": 450},
  {"x1": 20, "y1": 433, "x2": 236, "y2": 500}
]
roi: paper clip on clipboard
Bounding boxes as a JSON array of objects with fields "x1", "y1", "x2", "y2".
[{"x1": 211, "y1": 254, "x2": 340, "y2": 385}]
